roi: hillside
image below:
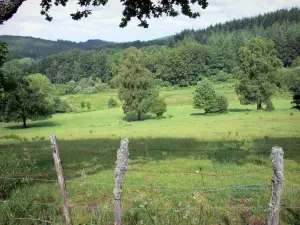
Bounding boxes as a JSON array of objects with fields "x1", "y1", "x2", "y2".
[
  {"x1": 1, "y1": 7, "x2": 300, "y2": 63},
  {"x1": 0, "y1": 35, "x2": 167, "y2": 60},
  {"x1": 0, "y1": 35, "x2": 110, "y2": 60}
]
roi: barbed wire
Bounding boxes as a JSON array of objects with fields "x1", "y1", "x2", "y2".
[
  {"x1": 2, "y1": 199, "x2": 300, "y2": 212},
  {"x1": 1, "y1": 176, "x2": 300, "y2": 191}
]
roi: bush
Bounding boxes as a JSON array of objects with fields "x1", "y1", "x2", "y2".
[
  {"x1": 151, "y1": 97, "x2": 167, "y2": 117},
  {"x1": 94, "y1": 82, "x2": 109, "y2": 91},
  {"x1": 265, "y1": 100, "x2": 275, "y2": 111},
  {"x1": 86, "y1": 102, "x2": 91, "y2": 110},
  {"x1": 291, "y1": 85, "x2": 300, "y2": 109},
  {"x1": 108, "y1": 97, "x2": 119, "y2": 108},
  {"x1": 0, "y1": 148, "x2": 36, "y2": 196},
  {"x1": 193, "y1": 79, "x2": 228, "y2": 114},
  {"x1": 53, "y1": 97, "x2": 74, "y2": 113},
  {"x1": 73, "y1": 86, "x2": 83, "y2": 93},
  {"x1": 80, "y1": 101, "x2": 85, "y2": 108},
  {"x1": 210, "y1": 71, "x2": 234, "y2": 83},
  {"x1": 82, "y1": 86, "x2": 97, "y2": 94},
  {"x1": 291, "y1": 56, "x2": 300, "y2": 68},
  {"x1": 207, "y1": 95, "x2": 228, "y2": 113}
]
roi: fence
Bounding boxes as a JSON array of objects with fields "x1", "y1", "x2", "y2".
[{"x1": 0, "y1": 136, "x2": 300, "y2": 225}]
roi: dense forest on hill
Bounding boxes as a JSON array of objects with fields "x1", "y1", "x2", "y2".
[
  {"x1": 1, "y1": 7, "x2": 300, "y2": 88},
  {"x1": 0, "y1": 35, "x2": 167, "y2": 60}
]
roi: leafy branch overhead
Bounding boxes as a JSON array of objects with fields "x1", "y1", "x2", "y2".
[{"x1": 0, "y1": 0, "x2": 209, "y2": 27}]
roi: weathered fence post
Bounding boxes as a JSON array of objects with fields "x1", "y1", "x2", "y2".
[
  {"x1": 267, "y1": 146, "x2": 284, "y2": 225},
  {"x1": 50, "y1": 135, "x2": 73, "y2": 225},
  {"x1": 114, "y1": 138, "x2": 129, "y2": 225}
]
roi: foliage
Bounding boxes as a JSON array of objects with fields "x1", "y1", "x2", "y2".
[
  {"x1": 291, "y1": 85, "x2": 300, "y2": 109},
  {"x1": 86, "y1": 102, "x2": 91, "y2": 110},
  {"x1": 35, "y1": 0, "x2": 208, "y2": 28},
  {"x1": 193, "y1": 79, "x2": 228, "y2": 114},
  {"x1": 0, "y1": 42, "x2": 8, "y2": 90},
  {"x1": 209, "y1": 71, "x2": 234, "y2": 83},
  {"x1": 150, "y1": 97, "x2": 167, "y2": 117},
  {"x1": 235, "y1": 37, "x2": 282, "y2": 110},
  {"x1": 80, "y1": 101, "x2": 85, "y2": 108},
  {"x1": 53, "y1": 97, "x2": 74, "y2": 113},
  {"x1": 274, "y1": 69, "x2": 300, "y2": 91},
  {"x1": 108, "y1": 97, "x2": 119, "y2": 108},
  {"x1": 158, "y1": 41, "x2": 217, "y2": 86},
  {"x1": 0, "y1": 148, "x2": 36, "y2": 196},
  {"x1": 0, "y1": 73, "x2": 55, "y2": 128},
  {"x1": 265, "y1": 100, "x2": 275, "y2": 111},
  {"x1": 291, "y1": 56, "x2": 300, "y2": 67},
  {"x1": 117, "y1": 47, "x2": 158, "y2": 120}
]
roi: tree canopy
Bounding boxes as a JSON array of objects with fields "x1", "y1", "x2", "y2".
[
  {"x1": 0, "y1": 0, "x2": 208, "y2": 27},
  {"x1": 235, "y1": 37, "x2": 282, "y2": 110},
  {"x1": 0, "y1": 62, "x2": 55, "y2": 128},
  {"x1": 117, "y1": 47, "x2": 158, "y2": 120}
]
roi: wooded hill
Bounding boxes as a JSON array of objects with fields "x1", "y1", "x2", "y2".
[{"x1": 1, "y1": 7, "x2": 300, "y2": 87}]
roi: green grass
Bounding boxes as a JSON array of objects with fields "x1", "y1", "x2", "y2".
[{"x1": 0, "y1": 83, "x2": 299, "y2": 224}]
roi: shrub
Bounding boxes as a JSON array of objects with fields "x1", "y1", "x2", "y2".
[
  {"x1": 210, "y1": 71, "x2": 234, "y2": 83},
  {"x1": 193, "y1": 79, "x2": 228, "y2": 114},
  {"x1": 108, "y1": 97, "x2": 119, "y2": 108},
  {"x1": 80, "y1": 101, "x2": 85, "y2": 108},
  {"x1": 151, "y1": 97, "x2": 167, "y2": 117},
  {"x1": 73, "y1": 86, "x2": 82, "y2": 93},
  {"x1": 86, "y1": 102, "x2": 91, "y2": 110},
  {"x1": 53, "y1": 98, "x2": 74, "y2": 113},
  {"x1": 0, "y1": 148, "x2": 36, "y2": 196},
  {"x1": 207, "y1": 95, "x2": 228, "y2": 113},
  {"x1": 82, "y1": 87, "x2": 97, "y2": 94},
  {"x1": 265, "y1": 100, "x2": 275, "y2": 111},
  {"x1": 94, "y1": 82, "x2": 109, "y2": 91},
  {"x1": 291, "y1": 56, "x2": 300, "y2": 68},
  {"x1": 291, "y1": 85, "x2": 300, "y2": 109}
]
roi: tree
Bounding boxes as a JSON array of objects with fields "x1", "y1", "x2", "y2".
[
  {"x1": 291, "y1": 56, "x2": 300, "y2": 68},
  {"x1": 193, "y1": 79, "x2": 228, "y2": 114},
  {"x1": 117, "y1": 47, "x2": 158, "y2": 120},
  {"x1": 0, "y1": 73, "x2": 55, "y2": 128},
  {"x1": 158, "y1": 41, "x2": 216, "y2": 86},
  {"x1": 0, "y1": 0, "x2": 208, "y2": 27},
  {"x1": 108, "y1": 97, "x2": 118, "y2": 108},
  {"x1": 0, "y1": 42, "x2": 8, "y2": 90},
  {"x1": 235, "y1": 37, "x2": 282, "y2": 110},
  {"x1": 151, "y1": 97, "x2": 167, "y2": 117},
  {"x1": 291, "y1": 85, "x2": 300, "y2": 109}
]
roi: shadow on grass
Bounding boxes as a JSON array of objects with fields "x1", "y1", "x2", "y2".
[
  {"x1": 190, "y1": 112, "x2": 205, "y2": 116},
  {"x1": 1, "y1": 136, "x2": 299, "y2": 172},
  {"x1": 228, "y1": 108, "x2": 252, "y2": 113},
  {"x1": 122, "y1": 114, "x2": 155, "y2": 122},
  {"x1": 5, "y1": 121, "x2": 58, "y2": 130}
]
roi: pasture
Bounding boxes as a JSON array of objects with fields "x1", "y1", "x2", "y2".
[{"x1": 0, "y1": 83, "x2": 300, "y2": 224}]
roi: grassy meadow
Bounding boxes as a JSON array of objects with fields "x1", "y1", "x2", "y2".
[{"x1": 0, "y1": 83, "x2": 300, "y2": 224}]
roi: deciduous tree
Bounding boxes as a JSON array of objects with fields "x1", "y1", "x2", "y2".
[
  {"x1": 0, "y1": 0, "x2": 208, "y2": 28},
  {"x1": 235, "y1": 37, "x2": 282, "y2": 110},
  {"x1": 193, "y1": 79, "x2": 228, "y2": 114},
  {"x1": 0, "y1": 73, "x2": 55, "y2": 128}
]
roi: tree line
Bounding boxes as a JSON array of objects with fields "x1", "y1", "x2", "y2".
[{"x1": 1, "y1": 36, "x2": 300, "y2": 128}]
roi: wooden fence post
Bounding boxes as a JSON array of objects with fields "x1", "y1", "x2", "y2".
[
  {"x1": 267, "y1": 146, "x2": 284, "y2": 225},
  {"x1": 114, "y1": 138, "x2": 129, "y2": 225},
  {"x1": 50, "y1": 135, "x2": 73, "y2": 225}
]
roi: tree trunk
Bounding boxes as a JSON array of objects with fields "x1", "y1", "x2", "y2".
[
  {"x1": 0, "y1": 0, "x2": 25, "y2": 24},
  {"x1": 22, "y1": 117, "x2": 27, "y2": 128},
  {"x1": 138, "y1": 112, "x2": 141, "y2": 120},
  {"x1": 257, "y1": 100, "x2": 262, "y2": 110}
]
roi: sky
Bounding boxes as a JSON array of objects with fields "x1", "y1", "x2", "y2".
[{"x1": 0, "y1": 0, "x2": 300, "y2": 43}]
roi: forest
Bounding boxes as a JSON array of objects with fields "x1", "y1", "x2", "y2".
[
  {"x1": 1, "y1": 7, "x2": 300, "y2": 87},
  {"x1": 1, "y1": 6, "x2": 300, "y2": 225}
]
